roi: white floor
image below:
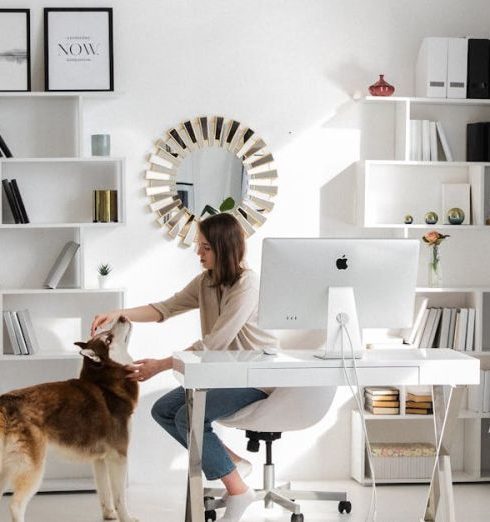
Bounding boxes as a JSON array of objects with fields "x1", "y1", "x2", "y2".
[{"x1": 1, "y1": 480, "x2": 489, "y2": 522}]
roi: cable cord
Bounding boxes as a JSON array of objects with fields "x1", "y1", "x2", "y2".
[{"x1": 337, "y1": 318, "x2": 377, "y2": 522}]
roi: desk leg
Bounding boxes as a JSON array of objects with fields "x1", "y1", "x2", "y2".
[
  {"x1": 423, "y1": 385, "x2": 464, "y2": 522},
  {"x1": 184, "y1": 389, "x2": 207, "y2": 522}
]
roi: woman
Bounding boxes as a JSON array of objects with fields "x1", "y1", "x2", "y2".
[{"x1": 90, "y1": 213, "x2": 278, "y2": 522}]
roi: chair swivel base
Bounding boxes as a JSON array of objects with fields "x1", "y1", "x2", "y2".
[{"x1": 203, "y1": 464, "x2": 352, "y2": 522}]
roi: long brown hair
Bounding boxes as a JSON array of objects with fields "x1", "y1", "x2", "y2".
[{"x1": 198, "y1": 213, "x2": 245, "y2": 287}]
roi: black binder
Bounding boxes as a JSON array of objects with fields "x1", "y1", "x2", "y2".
[
  {"x1": 466, "y1": 122, "x2": 488, "y2": 161},
  {"x1": 467, "y1": 39, "x2": 490, "y2": 99}
]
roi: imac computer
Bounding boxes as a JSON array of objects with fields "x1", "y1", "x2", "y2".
[{"x1": 258, "y1": 238, "x2": 420, "y2": 359}]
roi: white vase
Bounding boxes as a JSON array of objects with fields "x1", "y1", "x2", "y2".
[{"x1": 98, "y1": 274, "x2": 110, "y2": 289}]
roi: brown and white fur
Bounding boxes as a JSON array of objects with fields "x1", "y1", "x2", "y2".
[{"x1": 0, "y1": 316, "x2": 138, "y2": 522}]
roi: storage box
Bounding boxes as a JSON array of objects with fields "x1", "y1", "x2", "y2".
[{"x1": 366, "y1": 443, "x2": 436, "y2": 480}]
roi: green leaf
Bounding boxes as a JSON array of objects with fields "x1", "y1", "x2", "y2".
[{"x1": 219, "y1": 197, "x2": 235, "y2": 212}]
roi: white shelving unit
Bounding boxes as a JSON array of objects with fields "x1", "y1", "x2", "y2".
[
  {"x1": 351, "y1": 96, "x2": 490, "y2": 485},
  {"x1": 0, "y1": 92, "x2": 125, "y2": 492}
]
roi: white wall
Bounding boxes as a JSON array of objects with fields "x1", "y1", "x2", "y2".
[{"x1": 13, "y1": 0, "x2": 490, "y2": 485}]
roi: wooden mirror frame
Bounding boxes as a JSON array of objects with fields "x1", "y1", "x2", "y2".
[{"x1": 146, "y1": 116, "x2": 278, "y2": 246}]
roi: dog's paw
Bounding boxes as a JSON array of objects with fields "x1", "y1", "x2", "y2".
[{"x1": 102, "y1": 509, "x2": 118, "y2": 520}]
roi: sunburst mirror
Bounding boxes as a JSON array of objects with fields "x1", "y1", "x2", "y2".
[{"x1": 146, "y1": 116, "x2": 278, "y2": 246}]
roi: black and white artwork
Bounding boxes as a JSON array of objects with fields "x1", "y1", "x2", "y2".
[
  {"x1": 44, "y1": 8, "x2": 114, "y2": 92},
  {"x1": 0, "y1": 9, "x2": 30, "y2": 92}
]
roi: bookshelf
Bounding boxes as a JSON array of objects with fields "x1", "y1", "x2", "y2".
[
  {"x1": 350, "y1": 95, "x2": 490, "y2": 485},
  {"x1": 0, "y1": 92, "x2": 125, "y2": 492}
]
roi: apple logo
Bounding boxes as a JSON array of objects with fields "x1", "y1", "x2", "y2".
[{"x1": 336, "y1": 255, "x2": 348, "y2": 270}]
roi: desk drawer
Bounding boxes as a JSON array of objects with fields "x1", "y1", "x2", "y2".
[{"x1": 247, "y1": 366, "x2": 420, "y2": 387}]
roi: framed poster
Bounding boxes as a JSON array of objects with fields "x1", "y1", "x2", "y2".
[
  {"x1": 0, "y1": 9, "x2": 31, "y2": 92},
  {"x1": 44, "y1": 8, "x2": 114, "y2": 92}
]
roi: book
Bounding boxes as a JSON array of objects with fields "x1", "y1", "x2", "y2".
[
  {"x1": 422, "y1": 120, "x2": 431, "y2": 161},
  {"x1": 364, "y1": 393, "x2": 398, "y2": 402},
  {"x1": 407, "y1": 392, "x2": 432, "y2": 402},
  {"x1": 467, "y1": 38, "x2": 490, "y2": 99},
  {"x1": 465, "y1": 308, "x2": 476, "y2": 351},
  {"x1": 437, "y1": 308, "x2": 453, "y2": 348},
  {"x1": 44, "y1": 241, "x2": 80, "y2": 289},
  {"x1": 436, "y1": 122, "x2": 453, "y2": 161},
  {"x1": 365, "y1": 406, "x2": 399, "y2": 415},
  {"x1": 429, "y1": 121, "x2": 438, "y2": 161},
  {"x1": 1, "y1": 179, "x2": 22, "y2": 223},
  {"x1": 447, "y1": 37, "x2": 468, "y2": 99},
  {"x1": 403, "y1": 297, "x2": 429, "y2": 345},
  {"x1": 11, "y1": 311, "x2": 29, "y2": 355},
  {"x1": 10, "y1": 179, "x2": 29, "y2": 223},
  {"x1": 447, "y1": 308, "x2": 457, "y2": 348},
  {"x1": 364, "y1": 386, "x2": 399, "y2": 396},
  {"x1": 413, "y1": 308, "x2": 430, "y2": 348},
  {"x1": 0, "y1": 133, "x2": 13, "y2": 157},
  {"x1": 455, "y1": 308, "x2": 468, "y2": 351},
  {"x1": 406, "y1": 408, "x2": 433, "y2": 415},
  {"x1": 16, "y1": 309, "x2": 40, "y2": 355},
  {"x1": 365, "y1": 398, "x2": 400, "y2": 408},
  {"x1": 3, "y1": 311, "x2": 21, "y2": 355},
  {"x1": 406, "y1": 401, "x2": 432, "y2": 408},
  {"x1": 420, "y1": 308, "x2": 438, "y2": 348},
  {"x1": 427, "y1": 308, "x2": 442, "y2": 348}
]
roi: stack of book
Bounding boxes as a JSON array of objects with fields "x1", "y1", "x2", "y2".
[
  {"x1": 406, "y1": 391, "x2": 433, "y2": 415},
  {"x1": 364, "y1": 386, "x2": 400, "y2": 415},
  {"x1": 409, "y1": 120, "x2": 452, "y2": 161},
  {"x1": 2, "y1": 309, "x2": 40, "y2": 355},
  {"x1": 404, "y1": 298, "x2": 476, "y2": 350}
]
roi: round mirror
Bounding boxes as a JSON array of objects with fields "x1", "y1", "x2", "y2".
[{"x1": 146, "y1": 116, "x2": 278, "y2": 246}]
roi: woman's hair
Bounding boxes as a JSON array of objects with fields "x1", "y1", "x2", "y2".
[{"x1": 198, "y1": 213, "x2": 245, "y2": 287}]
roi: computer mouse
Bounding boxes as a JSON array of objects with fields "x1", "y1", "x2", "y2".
[{"x1": 262, "y1": 347, "x2": 278, "y2": 355}]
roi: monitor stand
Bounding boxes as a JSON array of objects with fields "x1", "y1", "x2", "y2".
[{"x1": 314, "y1": 287, "x2": 364, "y2": 360}]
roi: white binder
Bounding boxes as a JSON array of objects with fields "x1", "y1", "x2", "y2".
[
  {"x1": 447, "y1": 37, "x2": 468, "y2": 99},
  {"x1": 416, "y1": 37, "x2": 448, "y2": 98}
]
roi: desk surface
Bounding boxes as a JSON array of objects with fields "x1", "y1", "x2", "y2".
[{"x1": 173, "y1": 348, "x2": 480, "y2": 389}]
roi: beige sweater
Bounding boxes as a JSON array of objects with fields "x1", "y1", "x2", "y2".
[{"x1": 150, "y1": 269, "x2": 279, "y2": 353}]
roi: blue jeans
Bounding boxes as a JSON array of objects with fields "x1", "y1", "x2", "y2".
[{"x1": 151, "y1": 386, "x2": 267, "y2": 480}]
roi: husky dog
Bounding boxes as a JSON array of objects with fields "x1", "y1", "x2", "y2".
[{"x1": 0, "y1": 316, "x2": 138, "y2": 522}]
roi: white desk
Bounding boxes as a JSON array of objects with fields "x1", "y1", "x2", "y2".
[{"x1": 173, "y1": 348, "x2": 479, "y2": 522}]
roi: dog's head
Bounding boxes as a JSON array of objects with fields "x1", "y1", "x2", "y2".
[{"x1": 75, "y1": 316, "x2": 133, "y2": 366}]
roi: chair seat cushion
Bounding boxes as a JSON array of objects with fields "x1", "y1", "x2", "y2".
[{"x1": 218, "y1": 387, "x2": 335, "y2": 432}]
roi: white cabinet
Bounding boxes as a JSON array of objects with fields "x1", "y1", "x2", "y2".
[
  {"x1": 0, "y1": 92, "x2": 125, "y2": 491},
  {"x1": 351, "y1": 96, "x2": 490, "y2": 485}
]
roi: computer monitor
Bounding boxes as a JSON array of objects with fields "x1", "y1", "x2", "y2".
[{"x1": 258, "y1": 238, "x2": 419, "y2": 358}]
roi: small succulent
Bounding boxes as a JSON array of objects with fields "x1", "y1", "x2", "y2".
[{"x1": 97, "y1": 263, "x2": 112, "y2": 276}]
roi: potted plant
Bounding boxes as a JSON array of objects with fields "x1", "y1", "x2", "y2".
[{"x1": 97, "y1": 263, "x2": 112, "y2": 289}]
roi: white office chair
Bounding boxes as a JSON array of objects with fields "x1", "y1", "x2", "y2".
[{"x1": 203, "y1": 387, "x2": 352, "y2": 522}]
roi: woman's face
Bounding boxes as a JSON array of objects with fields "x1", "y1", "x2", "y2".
[{"x1": 197, "y1": 232, "x2": 216, "y2": 270}]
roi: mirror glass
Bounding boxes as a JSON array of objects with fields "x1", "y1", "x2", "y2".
[
  {"x1": 176, "y1": 148, "x2": 246, "y2": 216},
  {"x1": 146, "y1": 115, "x2": 278, "y2": 246}
]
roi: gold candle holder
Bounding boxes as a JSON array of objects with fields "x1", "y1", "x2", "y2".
[{"x1": 93, "y1": 190, "x2": 118, "y2": 222}]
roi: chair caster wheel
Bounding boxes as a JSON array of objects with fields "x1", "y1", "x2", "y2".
[
  {"x1": 291, "y1": 514, "x2": 304, "y2": 522},
  {"x1": 205, "y1": 509, "x2": 217, "y2": 522},
  {"x1": 338, "y1": 500, "x2": 352, "y2": 513}
]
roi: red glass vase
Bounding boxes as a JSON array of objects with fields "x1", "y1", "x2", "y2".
[{"x1": 369, "y1": 74, "x2": 395, "y2": 96}]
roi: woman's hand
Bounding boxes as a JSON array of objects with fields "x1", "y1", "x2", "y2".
[
  {"x1": 126, "y1": 357, "x2": 172, "y2": 382},
  {"x1": 90, "y1": 311, "x2": 122, "y2": 336}
]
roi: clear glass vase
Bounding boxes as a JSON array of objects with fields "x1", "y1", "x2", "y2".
[{"x1": 428, "y1": 245, "x2": 442, "y2": 287}]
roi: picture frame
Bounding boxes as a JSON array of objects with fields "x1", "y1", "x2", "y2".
[
  {"x1": 0, "y1": 9, "x2": 31, "y2": 92},
  {"x1": 44, "y1": 8, "x2": 114, "y2": 92}
]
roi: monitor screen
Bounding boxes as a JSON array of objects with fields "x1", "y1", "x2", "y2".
[{"x1": 258, "y1": 238, "x2": 419, "y2": 331}]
